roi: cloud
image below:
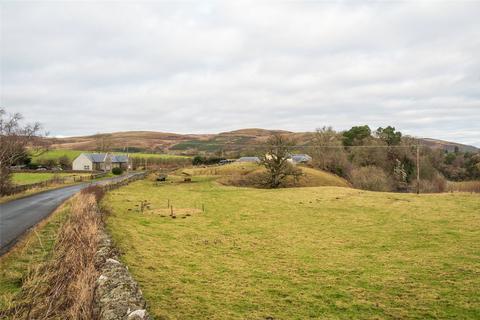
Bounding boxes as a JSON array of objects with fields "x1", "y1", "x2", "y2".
[{"x1": 1, "y1": 1, "x2": 479, "y2": 146}]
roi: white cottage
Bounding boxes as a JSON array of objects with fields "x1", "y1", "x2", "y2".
[{"x1": 72, "y1": 153, "x2": 129, "y2": 171}]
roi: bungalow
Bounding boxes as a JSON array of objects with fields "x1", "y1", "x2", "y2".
[{"x1": 72, "y1": 153, "x2": 129, "y2": 171}]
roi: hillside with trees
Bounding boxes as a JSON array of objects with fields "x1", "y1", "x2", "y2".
[{"x1": 310, "y1": 126, "x2": 480, "y2": 193}]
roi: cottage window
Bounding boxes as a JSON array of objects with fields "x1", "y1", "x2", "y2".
[{"x1": 84, "y1": 165, "x2": 90, "y2": 170}]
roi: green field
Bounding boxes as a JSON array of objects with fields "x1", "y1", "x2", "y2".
[
  {"x1": 125, "y1": 152, "x2": 190, "y2": 159},
  {"x1": 31, "y1": 149, "x2": 189, "y2": 163},
  {"x1": 104, "y1": 176, "x2": 480, "y2": 319},
  {"x1": 12, "y1": 172, "x2": 88, "y2": 185}
]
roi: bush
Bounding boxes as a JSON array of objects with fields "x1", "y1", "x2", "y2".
[
  {"x1": 0, "y1": 167, "x2": 13, "y2": 196},
  {"x1": 349, "y1": 166, "x2": 392, "y2": 192},
  {"x1": 415, "y1": 173, "x2": 447, "y2": 193},
  {"x1": 192, "y1": 156, "x2": 225, "y2": 166},
  {"x1": 447, "y1": 180, "x2": 480, "y2": 193},
  {"x1": 218, "y1": 171, "x2": 265, "y2": 188},
  {"x1": 39, "y1": 158, "x2": 57, "y2": 169},
  {"x1": 111, "y1": 167, "x2": 123, "y2": 175},
  {"x1": 81, "y1": 185, "x2": 105, "y2": 201},
  {"x1": 58, "y1": 155, "x2": 71, "y2": 170}
]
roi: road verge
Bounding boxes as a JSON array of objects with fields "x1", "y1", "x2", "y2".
[{"x1": 1, "y1": 173, "x2": 149, "y2": 319}]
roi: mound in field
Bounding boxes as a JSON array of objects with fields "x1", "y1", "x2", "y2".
[{"x1": 179, "y1": 163, "x2": 350, "y2": 188}]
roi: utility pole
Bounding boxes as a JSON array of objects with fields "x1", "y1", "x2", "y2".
[
  {"x1": 126, "y1": 145, "x2": 130, "y2": 172},
  {"x1": 416, "y1": 145, "x2": 420, "y2": 194}
]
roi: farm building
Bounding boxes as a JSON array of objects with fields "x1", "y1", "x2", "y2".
[
  {"x1": 236, "y1": 156, "x2": 260, "y2": 163},
  {"x1": 290, "y1": 154, "x2": 312, "y2": 163},
  {"x1": 72, "y1": 153, "x2": 129, "y2": 171},
  {"x1": 236, "y1": 155, "x2": 311, "y2": 164}
]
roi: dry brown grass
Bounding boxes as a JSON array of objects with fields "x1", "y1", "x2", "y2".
[
  {"x1": 192, "y1": 163, "x2": 350, "y2": 188},
  {"x1": 447, "y1": 180, "x2": 480, "y2": 193},
  {"x1": 10, "y1": 190, "x2": 102, "y2": 320}
]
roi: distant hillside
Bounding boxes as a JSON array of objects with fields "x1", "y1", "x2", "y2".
[
  {"x1": 49, "y1": 131, "x2": 211, "y2": 152},
  {"x1": 49, "y1": 129, "x2": 478, "y2": 154},
  {"x1": 419, "y1": 138, "x2": 478, "y2": 153}
]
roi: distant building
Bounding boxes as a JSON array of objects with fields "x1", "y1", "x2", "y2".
[
  {"x1": 290, "y1": 154, "x2": 312, "y2": 164},
  {"x1": 72, "y1": 153, "x2": 129, "y2": 171},
  {"x1": 235, "y1": 154, "x2": 311, "y2": 164},
  {"x1": 236, "y1": 156, "x2": 260, "y2": 163}
]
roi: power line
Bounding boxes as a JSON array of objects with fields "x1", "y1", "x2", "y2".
[{"x1": 178, "y1": 143, "x2": 424, "y2": 149}]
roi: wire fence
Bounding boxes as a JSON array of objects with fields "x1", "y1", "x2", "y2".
[{"x1": 7, "y1": 172, "x2": 108, "y2": 196}]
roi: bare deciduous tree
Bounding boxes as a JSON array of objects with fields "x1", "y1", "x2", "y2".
[
  {"x1": 0, "y1": 108, "x2": 45, "y2": 194},
  {"x1": 95, "y1": 133, "x2": 112, "y2": 152},
  {"x1": 311, "y1": 126, "x2": 351, "y2": 177},
  {"x1": 259, "y1": 134, "x2": 302, "y2": 188}
]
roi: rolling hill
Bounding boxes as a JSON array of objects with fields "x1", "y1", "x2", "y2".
[{"x1": 47, "y1": 129, "x2": 478, "y2": 154}]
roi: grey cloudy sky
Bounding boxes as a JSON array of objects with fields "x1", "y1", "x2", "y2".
[{"x1": 1, "y1": 1, "x2": 479, "y2": 146}]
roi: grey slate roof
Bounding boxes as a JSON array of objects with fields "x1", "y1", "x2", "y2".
[
  {"x1": 291, "y1": 154, "x2": 312, "y2": 163},
  {"x1": 81, "y1": 153, "x2": 128, "y2": 163},
  {"x1": 111, "y1": 155, "x2": 128, "y2": 163},
  {"x1": 83, "y1": 153, "x2": 107, "y2": 163}
]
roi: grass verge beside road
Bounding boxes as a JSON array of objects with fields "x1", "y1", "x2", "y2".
[
  {"x1": 105, "y1": 177, "x2": 480, "y2": 319},
  {"x1": 0, "y1": 203, "x2": 69, "y2": 311}
]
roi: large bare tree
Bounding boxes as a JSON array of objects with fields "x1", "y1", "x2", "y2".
[
  {"x1": 0, "y1": 108, "x2": 45, "y2": 194},
  {"x1": 259, "y1": 134, "x2": 302, "y2": 188},
  {"x1": 311, "y1": 126, "x2": 351, "y2": 177}
]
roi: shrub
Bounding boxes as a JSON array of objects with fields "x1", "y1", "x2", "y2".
[
  {"x1": 0, "y1": 167, "x2": 13, "y2": 196},
  {"x1": 349, "y1": 166, "x2": 392, "y2": 192},
  {"x1": 58, "y1": 155, "x2": 71, "y2": 170},
  {"x1": 447, "y1": 180, "x2": 480, "y2": 193},
  {"x1": 112, "y1": 167, "x2": 123, "y2": 175},
  {"x1": 81, "y1": 185, "x2": 105, "y2": 201},
  {"x1": 413, "y1": 173, "x2": 447, "y2": 193},
  {"x1": 218, "y1": 171, "x2": 265, "y2": 188},
  {"x1": 39, "y1": 158, "x2": 57, "y2": 169},
  {"x1": 192, "y1": 156, "x2": 225, "y2": 166}
]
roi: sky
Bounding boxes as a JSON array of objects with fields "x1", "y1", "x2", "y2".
[{"x1": 1, "y1": 1, "x2": 479, "y2": 146}]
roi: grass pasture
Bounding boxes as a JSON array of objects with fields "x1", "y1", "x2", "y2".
[
  {"x1": 31, "y1": 149, "x2": 189, "y2": 163},
  {"x1": 105, "y1": 177, "x2": 480, "y2": 319},
  {"x1": 31, "y1": 149, "x2": 84, "y2": 162},
  {"x1": 11, "y1": 172, "x2": 88, "y2": 185}
]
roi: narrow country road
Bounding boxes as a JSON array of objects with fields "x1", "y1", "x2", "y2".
[{"x1": 0, "y1": 173, "x2": 141, "y2": 256}]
